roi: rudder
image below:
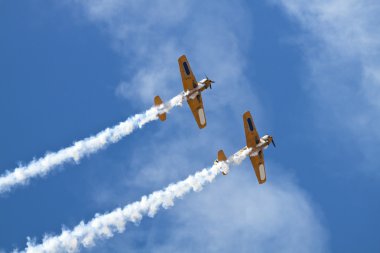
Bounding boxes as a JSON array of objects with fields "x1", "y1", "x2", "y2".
[
  {"x1": 154, "y1": 96, "x2": 166, "y2": 121},
  {"x1": 218, "y1": 150, "x2": 227, "y2": 162},
  {"x1": 217, "y1": 150, "x2": 228, "y2": 175}
]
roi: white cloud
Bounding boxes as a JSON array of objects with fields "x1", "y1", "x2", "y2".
[
  {"x1": 163, "y1": 171, "x2": 328, "y2": 253},
  {"x1": 70, "y1": 0, "x2": 258, "y2": 114},
  {"x1": 273, "y1": 0, "x2": 380, "y2": 139},
  {"x1": 115, "y1": 42, "x2": 181, "y2": 103},
  {"x1": 90, "y1": 167, "x2": 329, "y2": 253}
]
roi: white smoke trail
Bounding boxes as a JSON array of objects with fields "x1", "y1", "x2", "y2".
[
  {"x1": 18, "y1": 148, "x2": 251, "y2": 253},
  {"x1": 0, "y1": 93, "x2": 186, "y2": 194}
]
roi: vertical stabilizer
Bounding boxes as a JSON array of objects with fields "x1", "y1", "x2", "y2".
[
  {"x1": 218, "y1": 150, "x2": 227, "y2": 162},
  {"x1": 154, "y1": 96, "x2": 166, "y2": 121},
  {"x1": 217, "y1": 150, "x2": 228, "y2": 175}
]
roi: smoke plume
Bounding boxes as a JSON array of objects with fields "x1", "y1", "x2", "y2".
[
  {"x1": 0, "y1": 93, "x2": 185, "y2": 194},
  {"x1": 19, "y1": 148, "x2": 251, "y2": 253}
]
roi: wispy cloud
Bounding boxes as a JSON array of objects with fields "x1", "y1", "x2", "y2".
[
  {"x1": 0, "y1": 94, "x2": 184, "y2": 194},
  {"x1": 88, "y1": 165, "x2": 329, "y2": 253},
  {"x1": 273, "y1": 0, "x2": 380, "y2": 138},
  {"x1": 70, "y1": 0, "x2": 258, "y2": 114},
  {"x1": 166, "y1": 173, "x2": 328, "y2": 253},
  {"x1": 272, "y1": 0, "x2": 380, "y2": 175}
]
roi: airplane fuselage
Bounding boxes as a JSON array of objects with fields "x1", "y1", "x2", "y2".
[
  {"x1": 239, "y1": 135, "x2": 272, "y2": 157},
  {"x1": 185, "y1": 81, "x2": 210, "y2": 100}
]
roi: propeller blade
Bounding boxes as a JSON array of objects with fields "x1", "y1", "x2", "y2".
[
  {"x1": 204, "y1": 74, "x2": 214, "y2": 84},
  {"x1": 272, "y1": 139, "x2": 276, "y2": 148}
]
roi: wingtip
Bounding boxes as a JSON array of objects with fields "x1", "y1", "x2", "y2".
[
  {"x1": 243, "y1": 111, "x2": 252, "y2": 118},
  {"x1": 198, "y1": 123, "x2": 207, "y2": 129},
  {"x1": 178, "y1": 54, "x2": 187, "y2": 61},
  {"x1": 258, "y1": 178, "x2": 267, "y2": 184}
]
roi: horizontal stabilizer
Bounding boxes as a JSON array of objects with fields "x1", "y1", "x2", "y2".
[{"x1": 154, "y1": 96, "x2": 166, "y2": 121}]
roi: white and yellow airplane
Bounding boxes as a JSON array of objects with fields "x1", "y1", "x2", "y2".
[
  {"x1": 216, "y1": 111, "x2": 276, "y2": 184},
  {"x1": 154, "y1": 55, "x2": 214, "y2": 129}
]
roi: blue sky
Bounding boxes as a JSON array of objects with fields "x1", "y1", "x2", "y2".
[{"x1": 0, "y1": 0, "x2": 379, "y2": 252}]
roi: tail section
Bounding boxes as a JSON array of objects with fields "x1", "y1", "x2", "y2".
[
  {"x1": 154, "y1": 96, "x2": 166, "y2": 121},
  {"x1": 217, "y1": 150, "x2": 228, "y2": 175},
  {"x1": 218, "y1": 150, "x2": 227, "y2": 162}
]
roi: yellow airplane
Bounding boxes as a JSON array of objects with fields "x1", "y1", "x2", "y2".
[
  {"x1": 154, "y1": 55, "x2": 214, "y2": 129},
  {"x1": 216, "y1": 111, "x2": 276, "y2": 184}
]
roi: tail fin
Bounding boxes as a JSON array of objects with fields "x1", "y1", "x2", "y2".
[
  {"x1": 218, "y1": 150, "x2": 227, "y2": 162},
  {"x1": 154, "y1": 95, "x2": 166, "y2": 121},
  {"x1": 217, "y1": 150, "x2": 228, "y2": 175}
]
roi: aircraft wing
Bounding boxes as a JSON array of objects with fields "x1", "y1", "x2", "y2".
[
  {"x1": 243, "y1": 111, "x2": 260, "y2": 148},
  {"x1": 187, "y1": 94, "x2": 207, "y2": 128},
  {"x1": 178, "y1": 55, "x2": 198, "y2": 91},
  {"x1": 249, "y1": 151, "x2": 267, "y2": 184},
  {"x1": 178, "y1": 55, "x2": 206, "y2": 128}
]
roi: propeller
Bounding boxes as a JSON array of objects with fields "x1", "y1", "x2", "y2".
[
  {"x1": 206, "y1": 75, "x2": 215, "y2": 83},
  {"x1": 271, "y1": 138, "x2": 276, "y2": 148},
  {"x1": 204, "y1": 74, "x2": 215, "y2": 89}
]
